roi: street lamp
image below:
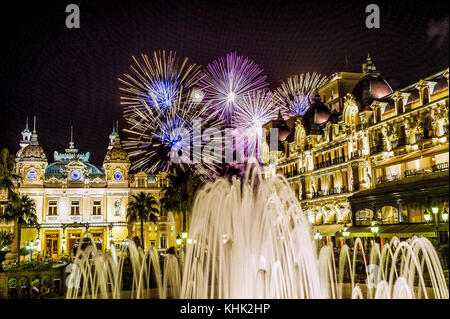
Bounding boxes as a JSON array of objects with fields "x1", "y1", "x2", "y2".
[
  {"x1": 424, "y1": 206, "x2": 449, "y2": 245},
  {"x1": 27, "y1": 241, "x2": 36, "y2": 261},
  {"x1": 314, "y1": 231, "x2": 322, "y2": 240},
  {"x1": 342, "y1": 224, "x2": 350, "y2": 238},
  {"x1": 370, "y1": 218, "x2": 379, "y2": 245},
  {"x1": 176, "y1": 234, "x2": 182, "y2": 246}
]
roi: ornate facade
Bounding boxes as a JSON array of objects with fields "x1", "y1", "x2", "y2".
[
  {"x1": 1, "y1": 122, "x2": 183, "y2": 261},
  {"x1": 264, "y1": 56, "x2": 449, "y2": 248}
]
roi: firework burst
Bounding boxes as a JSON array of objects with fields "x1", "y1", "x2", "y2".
[
  {"x1": 233, "y1": 90, "x2": 280, "y2": 130},
  {"x1": 232, "y1": 90, "x2": 280, "y2": 162},
  {"x1": 122, "y1": 90, "x2": 222, "y2": 179},
  {"x1": 119, "y1": 50, "x2": 202, "y2": 116},
  {"x1": 197, "y1": 52, "x2": 269, "y2": 125},
  {"x1": 275, "y1": 72, "x2": 328, "y2": 116}
]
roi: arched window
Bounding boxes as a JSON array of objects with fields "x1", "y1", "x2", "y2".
[{"x1": 354, "y1": 209, "x2": 374, "y2": 226}]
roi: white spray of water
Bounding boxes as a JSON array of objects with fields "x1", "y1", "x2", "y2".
[{"x1": 66, "y1": 161, "x2": 448, "y2": 299}]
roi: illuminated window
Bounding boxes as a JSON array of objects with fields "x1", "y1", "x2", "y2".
[
  {"x1": 48, "y1": 200, "x2": 58, "y2": 216},
  {"x1": 92, "y1": 200, "x2": 102, "y2": 215},
  {"x1": 71, "y1": 200, "x2": 80, "y2": 215},
  {"x1": 137, "y1": 178, "x2": 145, "y2": 188}
]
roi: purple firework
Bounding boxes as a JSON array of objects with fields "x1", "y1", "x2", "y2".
[{"x1": 197, "y1": 52, "x2": 269, "y2": 125}]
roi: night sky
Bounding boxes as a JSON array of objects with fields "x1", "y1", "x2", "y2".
[{"x1": 1, "y1": 0, "x2": 448, "y2": 165}]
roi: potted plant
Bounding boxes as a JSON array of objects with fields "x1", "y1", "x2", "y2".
[{"x1": 0, "y1": 230, "x2": 15, "y2": 271}]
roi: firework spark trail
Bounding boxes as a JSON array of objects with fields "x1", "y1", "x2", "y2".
[
  {"x1": 122, "y1": 90, "x2": 222, "y2": 179},
  {"x1": 233, "y1": 90, "x2": 280, "y2": 129},
  {"x1": 230, "y1": 90, "x2": 281, "y2": 163},
  {"x1": 275, "y1": 72, "x2": 328, "y2": 116},
  {"x1": 119, "y1": 50, "x2": 202, "y2": 115},
  {"x1": 197, "y1": 52, "x2": 269, "y2": 125}
]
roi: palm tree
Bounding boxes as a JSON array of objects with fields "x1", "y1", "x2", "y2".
[
  {"x1": 0, "y1": 148, "x2": 20, "y2": 198},
  {"x1": 1, "y1": 195, "x2": 37, "y2": 264},
  {"x1": 160, "y1": 168, "x2": 204, "y2": 234},
  {"x1": 126, "y1": 192, "x2": 160, "y2": 248}
]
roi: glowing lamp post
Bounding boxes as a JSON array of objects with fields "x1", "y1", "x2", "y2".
[
  {"x1": 176, "y1": 234, "x2": 182, "y2": 246},
  {"x1": 27, "y1": 241, "x2": 36, "y2": 261},
  {"x1": 370, "y1": 218, "x2": 379, "y2": 244},
  {"x1": 314, "y1": 231, "x2": 322, "y2": 241},
  {"x1": 424, "y1": 206, "x2": 449, "y2": 245},
  {"x1": 342, "y1": 224, "x2": 350, "y2": 238}
]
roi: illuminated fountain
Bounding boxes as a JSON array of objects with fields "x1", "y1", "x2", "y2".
[{"x1": 66, "y1": 161, "x2": 448, "y2": 299}]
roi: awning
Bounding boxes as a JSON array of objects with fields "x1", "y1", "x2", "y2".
[
  {"x1": 313, "y1": 224, "x2": 344, "y2": 236},
  {"x1": 379, "y1": 223, "x2": 448, "y2": 238},
  {"x1": 335, "y1": 223, "x2": 449, "y2": 238}
]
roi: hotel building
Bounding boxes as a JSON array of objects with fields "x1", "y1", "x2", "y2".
[{"x1": 264, "y1": 56, "x2": 449, "y2": 249}]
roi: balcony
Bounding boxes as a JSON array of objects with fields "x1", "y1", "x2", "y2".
[
  {"x1": 377, "y1": 163, "x2": 448, "y2": 183},
  {"x1": 351, "y1": 151, "x2": 360, "y2": 159},
  {"x1": 370, "y1": 144, "x2": 385, "y2": 154},
  {"x1": 391, "y1": 137, "x2": 406, "y2": 149},
  {"x1": 432, "y1": 162, "x2": 449, "y2": 172},
  {"x1": 309, "y1": 186, "x2": 348, "y2": 199},
  {"x1": 313, "y1": 156, "x2": 348, "y2": 170},
  {"x1": 69, "y1": 215, "x2": 82, "y2": 222}
]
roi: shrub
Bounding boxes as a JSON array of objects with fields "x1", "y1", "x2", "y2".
[{"x1": 0, "y1": 230, "x2": 15, "y2": 250}]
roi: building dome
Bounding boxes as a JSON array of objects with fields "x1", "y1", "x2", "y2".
[
  {"x1": 352, "y1": 74, "x2": 393, "y2": 109},
  {"x1": 104, "y1": 136, "x2": 130, "y2": 164},
  {"x1": 352, "y1": 54, "x2": 393, "y2": 109},
  {"x1": 302, "y1": 93, "x2": 331, "y2": 127},
  {"x1": 20, "y1": 144, "x2": 46, "y2": 160},
  {"x1": 270, "y1": 111, "x2": 292, "y2": 142}
]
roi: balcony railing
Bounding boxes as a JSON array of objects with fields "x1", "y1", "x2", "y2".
[
  {"x1": 284, "y1": 166, "x2": 308, "y2": 178},
  {"x1": 314, "y1": 156, "x2": 348, "y2": 170},
  {"x1": 391, "y1": 137, "x2": 407, "y2": 149},
  {"x1": 351, "y1": 151, "x2": 360, "y2": 159},
  {"x1": 309, "y1": 186, "x2": 348, "y2": 198},
  {"x1": 432, "y1": 162, "x2": 449, "y2": 172},
  {"x1": 377, "y1": 163, "x2": 449, "y2": 183},
  {"x1": 370, "y1": 144, "x2": 385, "y2": 154}
]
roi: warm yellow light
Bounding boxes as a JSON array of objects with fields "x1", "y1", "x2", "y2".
[
  {"x1": 314, "y1": 231, "x2": 322, "y2": 240},
  {"x1": 441, "y1": 209, "x2": 449, "y2": 222},
  {"x1": 182, "y1": 232, "x2": 188, "y2": 239},
  {"x1": 432, "y1": 207, "x2": 439, "y2": 214},
  {"x1": 412, "y1": 144, "x2": 419, "y2": 150},
  {"x1": 176, "y1": 238, "x2": 182, "y2": 245},
  {"x1": 424, "y1": 212, "x2": 431, "y2": 222}
]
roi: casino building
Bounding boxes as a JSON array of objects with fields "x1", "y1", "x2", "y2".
[
  {"x1": 1, "y1": 122, "x2": 181, "y2": 261},
  {"x1": 263, "y1": 56, "x2": 449, "y2": 250}
]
